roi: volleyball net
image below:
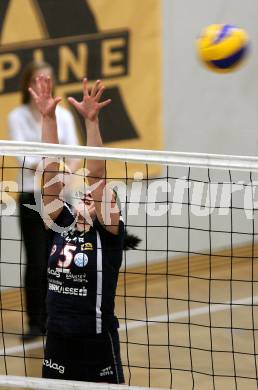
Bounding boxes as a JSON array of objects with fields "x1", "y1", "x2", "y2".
[{"x1": 0, "y1": 141, "x2": 258, "y2": 390}]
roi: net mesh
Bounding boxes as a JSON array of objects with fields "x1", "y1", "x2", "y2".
[{"x1": 0, "y1": 143, "x2": 258, "y2": 390}]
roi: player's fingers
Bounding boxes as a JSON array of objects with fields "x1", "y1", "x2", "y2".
[
  {"x1": 54, "y1": 96, "x2": 62, "y2": 107},
  {"x1": 67, "y1": 96, "x2": 78, "y2": 105},
  {"x1": 95, "y1": 86, "x2": 105, "y2": 102},
  {"x1": 40, "y1": 74, "x2": 47, "y2": 94},
  {"x1": 91, "y1": 79, "x2": 101, "y2": 97},
  {"x1": 35, "y1": 76, "x2": 42, "y2": 95},
  {"x1": 46, "y1": 76, "x2": 52, "y2": 96},
  {"x1": 28, "y1": 87, "x2": 38, "y2": 102},
  {"x1": 83, "y1": 78, "x2": 89, "y2": 97},
  {"x1": 67, "y1": 97, "x2": 81, "y2": 112},
  {"x1": 99, "y1": 99, "x2": 111, "y2": 108}
]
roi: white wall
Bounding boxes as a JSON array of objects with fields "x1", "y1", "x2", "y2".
[{"x1": 164, "y1": 0, "x2": 258, "y2": 156}]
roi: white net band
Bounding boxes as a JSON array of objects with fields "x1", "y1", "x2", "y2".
[
  {"x1": 1, "y1": 140, "x2": 258, "y2": 171},
  {"x1": 0, "y1": 376, "x2": 163, "y2": 390}
]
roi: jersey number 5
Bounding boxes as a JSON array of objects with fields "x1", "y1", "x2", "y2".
[{"x1": 57, "y1": 243, "x2": 76, "y2": 268}]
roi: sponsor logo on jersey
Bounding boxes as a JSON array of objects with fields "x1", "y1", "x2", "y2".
[
  {"x1": 49, "y1": 282, "x2": 87, "y2": 297},
  {"x1": 100, "y1": 366, "x2": 114, "y2": 377},
  {"x1": 48, "y1": 267, "x2": 72, "y2": 276},
  {"x1": 43, "y1": 359, "x2": 65, "y2": 374},
  {"x1": 81, "y1": 242, "x2": 93, "y2": 251},
  {"x1": 64, "y1": 236, "x2": 86, "y2": 244},
  {"x1": 74, "y1": 253, "x2": 88, "y2": 268},
  {"x1": 56, "y1": 267, "x2": 70, "y2": 274},
  {"x1": 66, "y1": 273, "x2": 88, "y2": 283},
  {"x1": 48, "y1": 278, "x2": 62, "y2": 286},
  {"x1": 48, "y1": 267, "x2": 61, "y2": 278},
  {"x1": 48, "y1": 268, "x2": 88, "y2": 283}
]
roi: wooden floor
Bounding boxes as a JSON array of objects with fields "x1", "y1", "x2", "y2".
[{"x1": 0, "y1": 246, "x2": 258, "y2": 390}]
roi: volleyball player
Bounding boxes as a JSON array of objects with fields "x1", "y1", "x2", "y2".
[{"x1": 29, "y1": 75, "x2": 126, "y2": 383}]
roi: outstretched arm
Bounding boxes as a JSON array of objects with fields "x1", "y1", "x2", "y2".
[
  {"x1": 68, "y1": 79, "x2": 120, "y2": 234},
  {"x1": 29, "y1": 75, "x2": 64, "y2": 225}
]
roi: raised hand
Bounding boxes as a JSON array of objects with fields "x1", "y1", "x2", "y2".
[
  {"x1": 28, "y1": 74, "x2": 61, "y2": 118},
  {"x1": 68, "y1": 79, "x2": 111, "y2": 121}
]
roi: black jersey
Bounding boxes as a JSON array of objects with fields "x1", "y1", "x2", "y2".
[{"x1": 46, "y1": 204, "x2": 124, "y2": 336}]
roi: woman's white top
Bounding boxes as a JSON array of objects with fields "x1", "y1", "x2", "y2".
[{"x1": 8, "y1": 104, "x2": 78, "y2": 192}]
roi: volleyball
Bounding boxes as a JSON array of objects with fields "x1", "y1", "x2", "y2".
[{"x1": 197, "y1": 24, "x2": 249, "y2": 73}]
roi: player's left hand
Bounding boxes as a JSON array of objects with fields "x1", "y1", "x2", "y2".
[{"x1": 68, "y1": 78, "x2": 111, "y2": 122}]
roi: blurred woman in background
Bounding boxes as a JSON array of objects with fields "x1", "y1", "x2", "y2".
[{"x1": 8, "y1": 61, "x2": 79, "y2": 340}]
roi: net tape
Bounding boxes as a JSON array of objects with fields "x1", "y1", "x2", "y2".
[
  {"x1": 0, "y1": 375, "x2": 163, "y2": 390},
  {"x1": 1, "y1": 140, "x2": 258, "y2": 171}
]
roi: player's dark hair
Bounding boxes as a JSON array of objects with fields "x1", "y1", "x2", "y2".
[
  {"x1": 123, "y1": 231, "x2": 141, "y2": 251},
  {"x1": 20, "y1": 61, "x2": 56, "y2": 104}
]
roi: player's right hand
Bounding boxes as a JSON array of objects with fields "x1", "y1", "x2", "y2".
[{"x1": 28, "y1": 74, "x2": 62, "y2": 118}]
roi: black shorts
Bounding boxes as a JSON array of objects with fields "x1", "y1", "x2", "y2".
[{"x1": 42, "y1": 330, "x2": 124, "y2": 384}]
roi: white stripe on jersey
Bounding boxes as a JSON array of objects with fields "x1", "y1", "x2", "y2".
[{"x1": 96, "y1": 231, "x2": 103, "y2": 334}]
